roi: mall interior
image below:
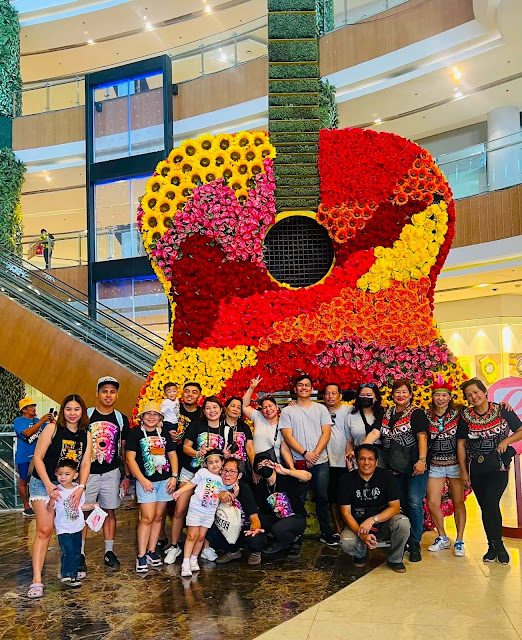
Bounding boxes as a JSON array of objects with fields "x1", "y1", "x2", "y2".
[{"x1": 0, "y1": 0, "x2": 521, "y2": 638}]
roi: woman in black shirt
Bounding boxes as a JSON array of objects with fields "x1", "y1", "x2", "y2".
[
  {"x1": 28, "y1": 395, "x2": 92, "y2": 599},
  {"x1": 222, "y1": 397, "x2": 255, "y2": 475},
  {"x1": 457, "y1": 378, "x2": 522, "y2": 564}
]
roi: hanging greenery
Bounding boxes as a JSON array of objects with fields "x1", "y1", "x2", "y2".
[
  {"x1": 0, "y1": 147, "x2": 24, "y2": 256},
  {"x1": 0, "y1": 1, "x2": 22, "y2": 117},
  {"x1": 316, "y1": 0, "x2": 335, "y2": 36},
  {"x1": 319, "y1": 78, "x2": 339, "y2": 129}
]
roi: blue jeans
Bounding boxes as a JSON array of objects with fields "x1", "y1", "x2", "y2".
[
  {"x1": 396, "y1": 471, "x2": 428, "y2": 544},
  {"x1": 58, "y1": 531, "x2": 82, "y2": 579},
  {"x1": 298, "y1": 462, "x2": 331, "y2": 537}
]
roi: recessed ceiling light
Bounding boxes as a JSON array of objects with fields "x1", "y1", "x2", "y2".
[
  {"x1": 204, "y1": 4, "x2": 212, "y2": 12},
  {"x1": 476, "y1": 283, "x2": 489, "y2": 288},
  {"x1": 145, "y1": 22, "x2": 153, "y2": 30},
  {"x1": 87, "y1": 39, "x2": 94, "y2": 45},
  {"x1": 373, "y1": 118, "x2": 382, "y2": 124},
  {"x1": 454, "y1": 91, "x2": 462, "y2": 98},
  {"x1": 45, "y1": 176, "x2": 52, "y2": 182},
  {"x1": 450, "y1": 66, "x2": 462, "y2": 81},
  {"x1": 143, "y1": 15, "x2": 147, "y2": 20}
]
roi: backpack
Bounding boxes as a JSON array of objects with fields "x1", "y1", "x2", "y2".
[{"x1": 87, "y1": 407, "x2": 124, "y2": 428}]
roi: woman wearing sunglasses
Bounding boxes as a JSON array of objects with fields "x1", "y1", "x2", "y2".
[{"x1": 425, "y1": 376, "x2": 466, "y2": 557}]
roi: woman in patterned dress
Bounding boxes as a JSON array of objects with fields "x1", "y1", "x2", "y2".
[
  {"x1": 425, "y1": 376, "x2": 466, "y2": 557},
  {"x1": 457, "y1": 378, "x2": 522, "y2": 565}
]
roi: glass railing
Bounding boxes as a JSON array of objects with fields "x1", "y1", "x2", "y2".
[
  {"x1": 433, "y1": 131, "x2": 522, "y2": 200},
  {"x1": 0, "y1": 250, "x2": 164, "y2": 375},
  {"x1": 0, "y1": 430, "x2": 20, "y2": 510},
  {"x1": 331, "y1": 0, "x2": 410, "y2": 31}
]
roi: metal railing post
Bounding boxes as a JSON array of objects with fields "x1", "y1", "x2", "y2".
[
  {"x1": 46, "y1": 83, "x2": 50, "y2": 112},
  {"x1": 234, "y1": 33, "x2": 238, "y2": 66},
  {"x1": 200, "y1": 44, "x2": 205, "y2": 76},
  {"x1": 76, "y1": 76, "x2": 80, "y2": 107}
]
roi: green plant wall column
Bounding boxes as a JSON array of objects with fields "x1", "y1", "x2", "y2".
[
  {"x1": 0, "y1": 0, "x2": 22, "y2": 118},
  {"x1": 268, "y1": 0, "x2": 320, "y2": 211}
]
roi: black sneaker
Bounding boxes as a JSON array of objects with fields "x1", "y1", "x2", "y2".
[
  {"x1": 354, "y1": 551, "x2": 368, "y2": 568},
  {"x1": 320, "y1": 533, "x2": 339, "y2": 547},
  {"x1": 78, "y1": 554, "x2": 87, "y2": 573},
  {"x1": 408, "y1": 541, "x2": 422, "y2": 562},
  {"x1": 156, "y1": 537, "x2": 169, "y2": 553},
  {"x1": 136, "y1": 555, "x2": 148, "y2": 573},
  {"x1": 146, "y1": 550, "x2": 163, "y2": 567},
  {"x1": 287, "y1": 537, "x2": 303, "y2": 559},
  {"x1": 104, "y1": 550, "x2": 120, "y2": 569},
  {"x1": 495, "y1": 541, "x2": 510, "y2": 565},
  {"x1": 483, "y1": 544, "x2": 497, "y2": 563},
  {"x1": 387, "y1": 561, "x2": 406, "y2": 573},
  {"x1": 22, "y1": 508, "x2": 35, "y2": 517},
  {"x1": 262, "y1": 542, "x2": 284, "y2": 557}
]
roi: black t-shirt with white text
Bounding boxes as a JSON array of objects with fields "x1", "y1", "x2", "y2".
[{"x1": 338, "y1": 467, "x2": 400, "y2": 523}]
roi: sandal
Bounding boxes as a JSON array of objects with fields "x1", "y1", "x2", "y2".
[{"x1": 27, "y1": 583, "x2": 44, "y2": 599}]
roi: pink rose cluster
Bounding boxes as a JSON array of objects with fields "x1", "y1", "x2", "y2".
[
  {"x1": 147, "y1": 159, "x2": 276, "y2": 279},
  {"x1": 314, "y1": 336, "x2": 453, "y2": 386}
]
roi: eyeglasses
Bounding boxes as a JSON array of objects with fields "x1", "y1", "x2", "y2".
[{"x1": 221, "y1": 469, "x2": 238, "y2": 475}]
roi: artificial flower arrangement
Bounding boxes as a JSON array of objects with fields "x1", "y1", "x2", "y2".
[{"x1": 132, "y1": 127, "x2": 467, "y2": 424}]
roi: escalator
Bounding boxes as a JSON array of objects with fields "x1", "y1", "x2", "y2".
[{"x1": 0, "y1": 251, "x2": 164, "y2": 411}]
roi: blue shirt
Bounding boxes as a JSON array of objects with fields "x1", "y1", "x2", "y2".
[{"x1": 13, "y1": 417, "x2": 46, "y2": 464}]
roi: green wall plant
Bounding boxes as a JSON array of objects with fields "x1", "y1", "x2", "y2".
[
  {"x1": 319, "y1": 78, "x2": 339, "y2": 129},
  {"x1": 0, "y1": 1, "x2": 22, "y2": 118}
]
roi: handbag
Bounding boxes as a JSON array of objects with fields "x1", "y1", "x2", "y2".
[
  {"x1": 470, "y1": 446, "x2": 516, "y2": 476},
  {"x1": 257, "y1": 422, "x2": 279, "y2": 463},
  {"x1": 387, "y1": 439, "x2": 416, "y2": 476},
  {"x1": 215, "y1": 503, "x2": 242, "y2": 543}
]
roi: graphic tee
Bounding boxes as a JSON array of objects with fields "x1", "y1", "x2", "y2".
[
  {"x1": 253, "y1": 473, "x2": 306, "y2": 517},
  {"x1": 88, "y1": 409, "x2": 130, "y2": 474},
  {"x1": 53, "y1": 483, "x2": 86, "y2": 535},
  {"x1": 174, "y1": 405, "x2": 202, "y2": 470},
  {"x1": 427, "y1": 408, "x2": 460, "y2": 467},
  {"x1": 222, "y1": 421, "x2": 253, "y2": 462},
  {"x1": 33, "y1": 426, "x2": 88, "y2": 483},
  {"x1": 183, "y1": 421, "x2": 225, "y2": 471},
  {"x1": 457, "y1": 403, "x2": 522, "y2": 460},
  {"x1": 126, "y1": 427, "x2": 176, "y2": 482},
  {"x1": 338, "y1": 467, "x2": 400, "y2": 524},
  {"x1": 14, "y1": 416, "x2": 47, "y2": 464},
  {"x1": 161, "y1": 398, "x2": 180, "y2": 425},
  {"x1": 188, "y1": 468, "x2": 224, "y2": 514}
]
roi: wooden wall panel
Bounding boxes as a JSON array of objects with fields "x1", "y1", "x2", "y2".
[
  {"x1": 453, "y1": 184, "x2": 522, "y2": 248},
  {"x1": 319, "y1": 0, "x2": 475, "y2": 76},
  {"x1": 0, "y1": 294, "x2": 144, "y2": 412},
  {"x1": 13, "y1": 107, "x2": 85, "y2": 150},
  {"x1": 47, "y1": 265, "x2": 88, "y2": 295}
]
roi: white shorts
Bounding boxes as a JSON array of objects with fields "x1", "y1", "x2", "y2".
[
  {"x1": 185, "y1": 506, "x2": 215, "y2": 529},
  {"x1": 85, "y1": 468, "x2": 121, "y2": 509},
  {"x1": 179, "y1": 468, "x2": 195, "y2": 484},
  {"x1": 429, "y1": 463, "x2": 461, "y2": 479}
]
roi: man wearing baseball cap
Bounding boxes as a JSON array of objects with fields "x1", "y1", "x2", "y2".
[
  {"x1": 14, "y1": 398, "x2": 51, "y2": 517},
  {"x1": 81, "y1": 376, "x2": 131, "y2": 572}
]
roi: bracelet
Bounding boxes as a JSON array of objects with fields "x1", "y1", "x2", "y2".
[
  {"x1": 302, "y1": 450, "x2": 307, "y2": 457},
  {"x1": 418, "y1": 457, "x2": 427, "y2": 463}
]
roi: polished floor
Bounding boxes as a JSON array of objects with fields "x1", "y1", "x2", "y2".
[
  {"x1": 257, "y1": 493, "x2": 522, "y2": 640},
  {"x1": 0, "y1": 504, "x2": 382, "y2": 640}
]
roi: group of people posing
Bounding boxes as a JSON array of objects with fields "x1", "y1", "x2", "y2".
[{"x1": 17, "y1": 372, "x2": 522, "y2": 598}]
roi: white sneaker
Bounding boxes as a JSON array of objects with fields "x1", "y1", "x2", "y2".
[
  {"x1": 428, "y1": 536, "x2": 451, "y2": 552},
  {"x1": 200, "y1": 546, "x2": 218, "y2": 561},
  {"x1": 164, "y1": 545, "x2": 182, "y2": 565},
  {"x1": 180, "y1": 562, "x2": 192, "y2": 578},
  {"x1": 189, "y1": 557, "x2": 200, "y2": 572},
  {"x1": 454, "y1": 540, "x2": 465, "y2": 557}
]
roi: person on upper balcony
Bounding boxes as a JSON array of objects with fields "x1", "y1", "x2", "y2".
[{"x1": 38, "y1": 229, "x2": 54, "y2": 269}]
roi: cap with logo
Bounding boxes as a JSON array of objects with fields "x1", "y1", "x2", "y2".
[
  {"x1": 19, "y1": 397, "x2": 37, "y2": 411},
  {"x1": 97, "y1": 376, "x2": 120, "y2": 391}
]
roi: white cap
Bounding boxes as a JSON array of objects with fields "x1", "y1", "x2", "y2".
[{"x1": 97, "y1": 376, "x2": 120, "y2": 391}]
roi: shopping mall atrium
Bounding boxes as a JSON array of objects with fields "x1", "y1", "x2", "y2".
[{"x1": 0, "y1": 0, "x2": 521, "y2": 638}]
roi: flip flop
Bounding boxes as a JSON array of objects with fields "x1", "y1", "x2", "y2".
[{"x1": 27, "y1": 583, "x2": 44, "y2": 599}]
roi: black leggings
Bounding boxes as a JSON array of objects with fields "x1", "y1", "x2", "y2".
[
  {"x1": 259, "y1": 514, "x2": 306, "y2": 548},
  {"x1": 470, "y1": 470, "x2": 509, "y2": 542}
]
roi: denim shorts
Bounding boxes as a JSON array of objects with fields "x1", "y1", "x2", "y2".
[
  {"x1": 179, "y1": 468, "x2": 195, "y2": 484},
  {"x1": 136, "y1": 479, "x2": 173, "y2": 504},
  {"x1": 429, "y1": 463, "x2": 461, "y2": 479},
  {"x1": 29, "y1": 476, "x2": 58, "y2": 502}
]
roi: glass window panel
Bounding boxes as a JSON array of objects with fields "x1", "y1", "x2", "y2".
[
  {"x1": 93, "y1": 80, "x2": 130, "y2": 163},
  {"x1": 129, "y1": 72, "x2": 164, "y2": 156}
]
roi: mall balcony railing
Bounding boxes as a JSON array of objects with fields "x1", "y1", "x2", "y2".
[
  {"x1": 13, "y1": 1, "x2": 409, "y2": 117},
  {"x1": 0, "y1": 250, "x2": 164, "y2": 377}
]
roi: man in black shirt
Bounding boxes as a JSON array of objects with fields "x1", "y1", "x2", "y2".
[
  {"x1": 339, "y1": 444, "x2": 410, "y2": 573},
  {"x1": 82, "y1": 376, "x2": 131, "y2": 571}
]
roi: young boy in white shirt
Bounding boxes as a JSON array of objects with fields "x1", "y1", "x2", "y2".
[{"x1": 161, "y1": 383, "x2": 180, "y2": 440}]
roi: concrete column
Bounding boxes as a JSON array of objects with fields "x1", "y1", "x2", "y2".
[{"x1": 486, "y1": 106, "x2": 521, "y2": 190}]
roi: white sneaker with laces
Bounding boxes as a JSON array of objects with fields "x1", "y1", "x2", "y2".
[
  {"x1": 189, "y1": 557, "x2": 200, "y2": 572},
  {"x1": 180, "y1": 562, "x2": 192, "y2": 578},
  {"x1": 453, "y1": 540, "x2": 465, "y2": 557},
  {"x1": 164, "y1": 545, "x2": 182, "y2": 565},
  {"x1": 428, "y1": 536, "x2": 451, "y2": 552},
  {"x1": 200, "y1": 547, "x2": 218, "y2": 561}
]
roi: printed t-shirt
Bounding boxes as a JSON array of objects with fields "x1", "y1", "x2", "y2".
[
  {"x1": 427, "y1": 408, "x2": 460, "y2": 467},
  {"x1": 126, "y1": 427, "x2": 176, "y2": 482},
  {"x1": 251, "y1": 409, "x2": 282, "y2": 460},
  {"x1": 380, "y1": 406, "x2": 428, "y2": 455},
  {"x1": 222, "y1": 420, "x2": 253, "y2": 462},
  {"x1": 33, "y1": 426, "x2": 88, "y2": 482},
  {"x1": 53, "y1": 484, "x2": 86, "y2": 535},
  {"x1": 253, "y1": 473, "x2": 306, "y2": 517},
  {"x1": 88, "y1": 409, "x2": 130, "y2": 475},
  {"x1": 338, "y1": 467, "x2": 400, "y2": 524},
  {"x1": 188, "y1": 468, "x2": 224, "y2": 514},
  {"x1": 174, "y1": 405, "x2": 202, "y2": 469},
  {"x1": 457, "y1": 403, "x2": 522, "y2": 459},
  {"x1": 183, "y1": 421, "x2": 225, "y2": 471},
  {"x1": 279, "y1": 402, "x2": 333, "y2": 464},
  {"x1": 161, "y1": 398, "x2": 180, "y2": 425},
  {"x1": 327, "y1": 404, "x2": 352, "y2": 468},
  {"x1": 14, "y1": 416, "x2": 46, "y2": 464}
]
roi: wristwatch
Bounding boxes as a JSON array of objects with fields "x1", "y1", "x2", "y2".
[
  {"x1": 419, "y1": 457, "x2": 427, "y2": 463},
  {"x1": 78, "y1": 484, "x2": 86, "y2": 489},
  {"x1": 125, "y1": 474, "x2": 133, "y2": 480},
  {"x1": 373, "y1": 515, "x2": 379, "y2": 523},
  {"x1": 302, "y1": 450, "x2": 307, "y2": 457}
]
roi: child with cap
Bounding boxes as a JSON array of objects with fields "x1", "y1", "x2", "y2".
[
  {"x1": 172, "y1": 449, "x2": 224, "y2": 577},
  {"x1": 126, "y1": 402, "x2": 178, "y2": 573}
]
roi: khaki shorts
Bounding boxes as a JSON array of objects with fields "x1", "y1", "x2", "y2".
[{"x1": 85, "y1": 468, "x2": 121, "y2": 509}]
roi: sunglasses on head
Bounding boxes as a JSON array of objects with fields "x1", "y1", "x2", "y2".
[{"x1": 362, "y1": 382, "x2": 376, "y2": 388}]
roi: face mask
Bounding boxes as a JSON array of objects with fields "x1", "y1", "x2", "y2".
[
  {"x1": 360, "y1": 397, "x2": 374, "y2": 408},
  {"x1": 256, "y1": 465, "x2": 274, "y2": 479},
  {"x1": 224, "y1": 483, "x2": 235, "y2": 490}
]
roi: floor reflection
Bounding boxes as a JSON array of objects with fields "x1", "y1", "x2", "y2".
[{"x1": 0, "y1": 506, "x2": 382, "y2": 640}]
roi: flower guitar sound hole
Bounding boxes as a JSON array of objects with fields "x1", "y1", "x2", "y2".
[{"x1": 263, "y1": 216, "x2": 334, "y2": 288}]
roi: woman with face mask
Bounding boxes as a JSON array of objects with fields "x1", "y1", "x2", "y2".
[{"x1": 346, "y1": 384, "x2": 384, "y2": 468}]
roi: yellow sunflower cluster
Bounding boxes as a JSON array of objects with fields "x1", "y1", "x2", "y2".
[
  {"x1": 139, "y1": 131, "x2": 275, "y2": 249},
  {"x1": 136, "y1": 339, "x2": 258, "y2": 413},
  {"x1": 357, "y1": 201, "x2": 449, "y2": 293}
]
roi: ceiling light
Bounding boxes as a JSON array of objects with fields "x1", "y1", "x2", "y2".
[
  {"x1": 450, "y1": 66, "x2": 462, "y2": 81},
  {"x1": 87, "y1": 39, "x2": 94, "y2": 45},
  {"x1": 143, "y1": 15, "x2": 147, "y2": 19},
  {"x1": 454, "y1": 91, "x2": 463, "y2": 98},
  {"x1": 204, "y1": 4, "x2": 212, "y2": 12},
  {"x1": 145, "y1": 22, "x2": 153, "y2": 30},
  {"x1": 476, "y1": 283, "x2": 489, "y2": 288},
  {"x1": 45, "y1": 176, "x2": 51, "y2": 182},
  {"x1": 373, "y1": 118, "x2": 382, "y2": 125}
]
